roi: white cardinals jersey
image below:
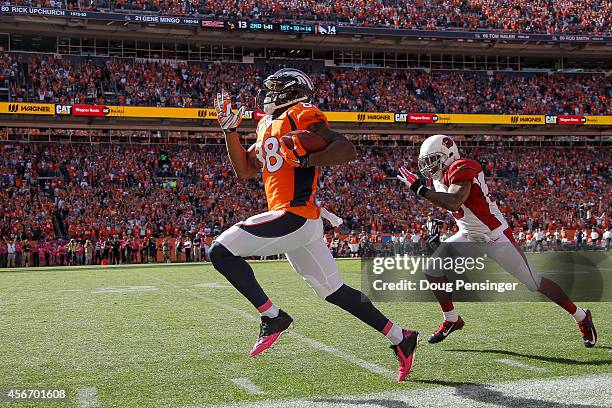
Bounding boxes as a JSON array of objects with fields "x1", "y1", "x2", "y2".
[{"x1": 433, "y1": 158, "x2": 509, "y2": 239}]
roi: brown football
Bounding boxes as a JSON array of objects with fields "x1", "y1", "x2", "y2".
[{"x1": 282, "y1": 130, "x2": 328, "y2": 153}]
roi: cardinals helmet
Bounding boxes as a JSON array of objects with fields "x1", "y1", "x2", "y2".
[{"x1": 418, "y1": 134, "x2": 460, "y2": 180}]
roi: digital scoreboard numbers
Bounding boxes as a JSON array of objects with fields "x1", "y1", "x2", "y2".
[
  {"x1": 234, "y1": 21, "x2": 274, "y2": 31},
  {"x1": 279, "y1": 24, "x2": 313, "y2": 33},
  {"x1": 229, "y1": 20, "x2": 313, "y2": 33}
]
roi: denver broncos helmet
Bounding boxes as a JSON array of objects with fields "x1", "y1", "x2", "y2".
[{"x1": 256, "y1": 68, "x2": 315, "y2": 115}]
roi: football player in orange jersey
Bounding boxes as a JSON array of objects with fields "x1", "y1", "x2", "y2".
[{"x1": 211, "y1": 68, "x2": 418, "y2": 381}]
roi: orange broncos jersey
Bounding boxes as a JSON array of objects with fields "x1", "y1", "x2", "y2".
[{"x1": 254, "y1": 102, "x2": 327, "y2": 219}]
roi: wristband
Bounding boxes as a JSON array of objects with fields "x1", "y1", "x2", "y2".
[{"x1": 415, "y1": 184, "x2": 429, "y2": 197}]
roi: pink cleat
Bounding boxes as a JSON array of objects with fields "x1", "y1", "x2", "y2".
[
  {"x1": 390, "y1": 329, "x2": 420, "y2": 382},
  {"x1": 249, "y1": 309, "x2": 293, "y2": 356}
]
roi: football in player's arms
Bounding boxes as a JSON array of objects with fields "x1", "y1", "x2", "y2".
[{"x1": 213, "y1": 68, "x2": 419, "y2": 382}]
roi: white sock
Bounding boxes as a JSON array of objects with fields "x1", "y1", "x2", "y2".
[
  {"x1": 261, "y1": 303, "x2": 280, "y2": 318},
  {"x1": 572, "y1": 306, "x2": 586, "y2": 322},
  {"x1": 385, "y1": 323, "x2": 404, "y2": 345},
  {"x1": 443, "y1": 309, "x2": 459, "y2": 323}
]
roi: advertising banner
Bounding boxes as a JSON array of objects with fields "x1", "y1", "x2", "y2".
[{"x1": 0, "y1": 102, "x2": 55, "y2": 115}]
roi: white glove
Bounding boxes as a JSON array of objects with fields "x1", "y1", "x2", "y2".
[{"x1": 214, "y1": 90, "x2": 246, "y2": 132}]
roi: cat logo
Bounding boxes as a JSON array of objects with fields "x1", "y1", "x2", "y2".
[{"x1": 55, "y1": 105, "x2": 73, "y2": 115}]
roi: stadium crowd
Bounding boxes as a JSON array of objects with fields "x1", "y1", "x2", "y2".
[
  {"x1": 1, "y1": 141, "x2": 610, "y2": 267},
  {"x1": 5, "y1": 0, "x2": 611, "y2": 34},
  {"x1": 2, "y1": 53, "x2": 611, "y2": 115}
]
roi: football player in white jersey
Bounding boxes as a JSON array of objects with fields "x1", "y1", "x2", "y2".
[{"x1": 397, "y1": 134, "x2": 597, "y2": 348}]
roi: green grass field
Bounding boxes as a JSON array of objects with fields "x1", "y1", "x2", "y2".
[{"x1": 1, "y1": 256, "x2": 611, "y2": 408}]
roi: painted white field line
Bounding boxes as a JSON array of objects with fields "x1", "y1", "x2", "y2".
[
  {"x1": 192, "y1": 373, "x2": 612, "y2": 408},
  {"x1": 144, "y1": 273, "x2": 394, "y2": 379},
  {"x1": 231, "y1": 378, "x2": 266, "y2": 395},
  {"x1": 91, "y1": 285, "x2": 158, "y2": 294},
  {"x1": 76, "y1": 387, "x2": 98, "y2": 408},
  {"x1": 494, "y1": 358, "x2": 548, "y2": 372},
  {"x1": 194, "y1": 283, "x2": 231, "y2": 289}
]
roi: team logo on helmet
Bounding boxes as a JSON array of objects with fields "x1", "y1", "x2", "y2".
[{"x1": 442, "y1": 137, "x2": 454, "y2": 148}]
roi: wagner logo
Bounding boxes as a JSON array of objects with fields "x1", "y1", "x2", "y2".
[
  {"x1": 198, "y1": 109, "x2": 210, "y2": 118},
  {"x1": 511, "y1": 115, "x2": 543, "y2": 124},
  {"x1": 358, "y1": 113, "x2": 392, "y2": 122},
  {"x1": 367, "y1": 113, "x2": 391, "y2": 121},
  {"x1": 6, "y1": 103, "x2": 52, "y2": 114}
]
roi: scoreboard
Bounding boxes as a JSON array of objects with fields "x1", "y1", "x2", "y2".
[{"x1": 228, "y1": 20, "x2": 314, "y2": 34}]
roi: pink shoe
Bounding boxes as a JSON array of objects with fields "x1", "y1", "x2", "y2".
[
  {"x1": 390, "y1": 329, "x2": 420, "y2": 381},
  {"x1": 249, "y1": 309, "x2": 293, "y2": 356}
]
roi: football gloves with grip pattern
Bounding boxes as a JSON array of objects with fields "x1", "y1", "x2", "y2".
[{"x1": 215, "y1": 90, "x2": 246, "y2": 132}]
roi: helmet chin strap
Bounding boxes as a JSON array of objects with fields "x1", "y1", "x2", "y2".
[{"x1": 264, "y1": 95, "x2": 308, "y2": 115}]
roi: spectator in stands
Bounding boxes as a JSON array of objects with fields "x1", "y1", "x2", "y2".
[
  {"x1": 0, "y1": 141, "x2": 609, "y2": 267},
  {"x1": 0, "y1": 238, "x2": 7, "y2": 268},
  {"x1": 603, "y1": 229, "x2": 611, "y2": 250},
  {"x1": 7, "y1": 238, "x2": 16, "y2": 267},
  {"x1": 163, "y1": 238, "x2": 171, "y2": 263},
  {"x1": 2, "y1": 53, "x2": 611, "y2": 115},
  {"x1": 85, "y1": 239, "x2": 93, "y2": 264},
  {"x1": 22, "y1": 238, "x2": 30, "y2": 268},
  {"x1": 57, "y1": 0, "x2": 612, "y2": 35}
]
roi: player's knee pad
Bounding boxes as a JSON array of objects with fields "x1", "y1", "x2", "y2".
[{"x1": 303, "y1": 275, "x2": 343, "y2": 300}]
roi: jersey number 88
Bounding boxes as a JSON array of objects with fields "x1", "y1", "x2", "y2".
[{"x1": 256, "y1": 137, "x2": 284, "y2": 173}]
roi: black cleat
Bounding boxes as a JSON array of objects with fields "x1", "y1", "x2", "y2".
[
  {"x1": 249, "y1": 309, "x2": 293, "y2": 356},
  {"x1": 576, "y1": 309, "x2": 597, "y2": 348},
  {"x1": 428, "y1": 316, "x2": 465, "y2": 344}
]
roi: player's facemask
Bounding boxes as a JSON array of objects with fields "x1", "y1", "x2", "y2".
[
  {"x1": 256, "y1": 76, "x2": 313, "y2": 115},
  {"x1": 418, "y1": 152, "x2": 446, "y2": 180}
]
